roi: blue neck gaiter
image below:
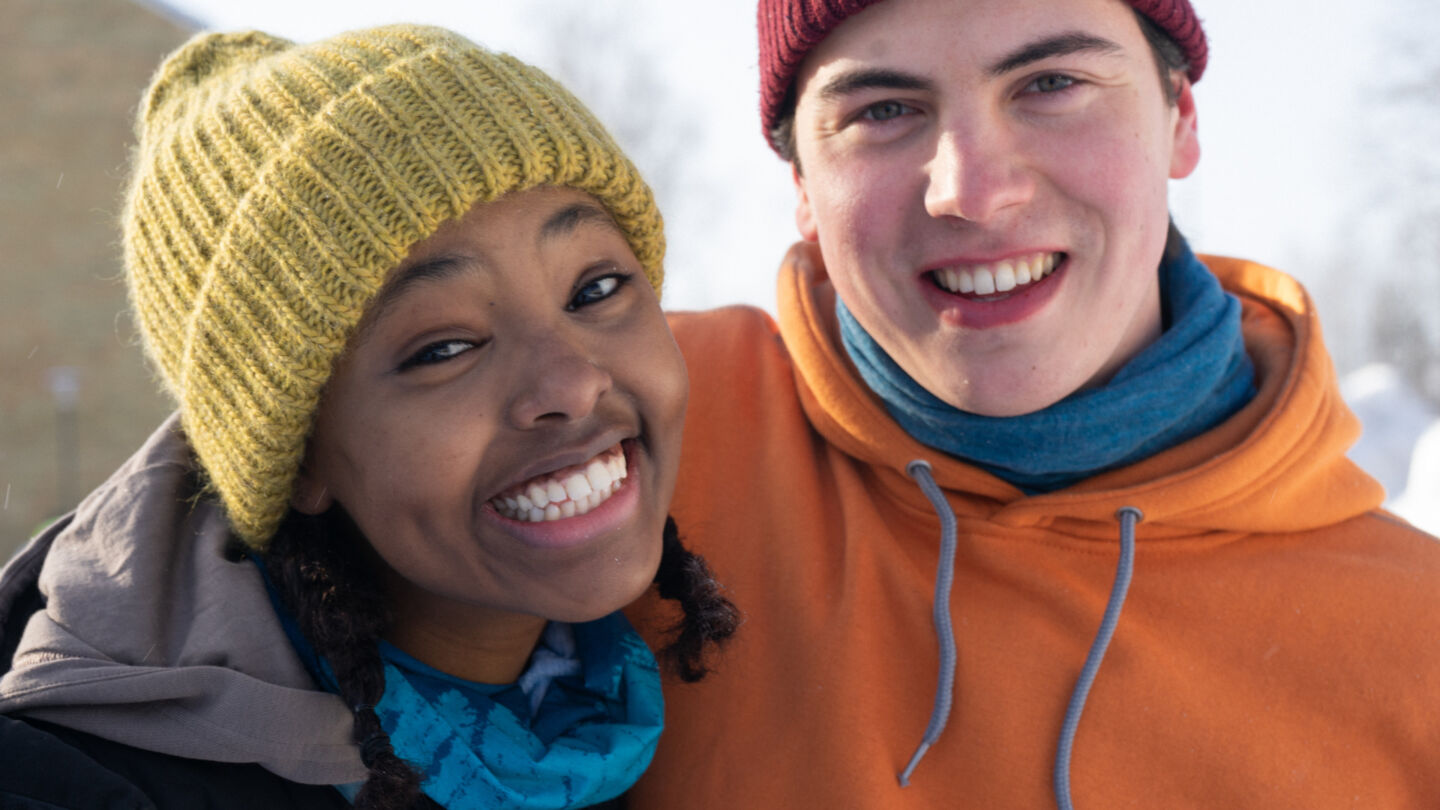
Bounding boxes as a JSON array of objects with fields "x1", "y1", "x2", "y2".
[
  {"x1": 368, "y1": 615, "x2": 662, "y2": 810},
  {"x1": 838, "y1": 240, "x2": 1257, "y2": 492},
  {"x1": 258, "y1": 560, "x2": 662, "y2": 809}
]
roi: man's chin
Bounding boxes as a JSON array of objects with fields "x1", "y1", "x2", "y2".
[{"x1": 924, "y1": 370, "x2": 1077, "y2": 418}]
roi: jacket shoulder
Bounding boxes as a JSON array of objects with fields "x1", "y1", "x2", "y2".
[
  {"x1": 0, "y1": 715, "x2": 348, "y2": 810},
  {"x1": 665, "y1": 305, "x2": 806, "y2": 436},
  {"x1": 666, "y1": 306, "x2": 791, "y2": 393},
  {"x1": 0, "y1": 714, "x2": 154, "y2": 809},
  {"x1": 666, "y1": 305, "x2": 783, "y2": 362}
]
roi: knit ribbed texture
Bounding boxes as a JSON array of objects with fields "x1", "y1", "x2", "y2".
[
  {"x1": 757, "y1": 0, "x2": 883, "y2": 146},
  {"x1": 122, "y1": 25, "x2": 665, "y2": 549},
  {"x1": 757, "y1": 0, "x2": 1208, "y2": 148}
]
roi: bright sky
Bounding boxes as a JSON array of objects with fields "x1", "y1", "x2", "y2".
[{"x1": 158, "y1": 0, "x2": 1401, "y2": 316}]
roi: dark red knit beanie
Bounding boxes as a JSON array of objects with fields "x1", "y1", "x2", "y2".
[{"x1": 758, "y1": 0, "x2": 1208, "y2": 149}]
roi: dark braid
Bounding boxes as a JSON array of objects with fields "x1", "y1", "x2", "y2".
[
  {"x1": 264, "y1": 510, "x2": 430, "y2": 810},
  {"x1": 262, "y1": 510, "x2": 732, "y2": 805},
  {"x1": 651, "y1": 517, "x2": 740, "y2": 682}
]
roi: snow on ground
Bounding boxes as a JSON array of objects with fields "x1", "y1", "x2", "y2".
[
  {"x1": 1391, "y1": 421, "x2": 1440, "y2": 536},
  {"x1": 1341, "y1": 364, "x2": 1436, "y2": 499},
  {"x1": 1341, "y1": 364, "x2": 1439, "y2": 535}
]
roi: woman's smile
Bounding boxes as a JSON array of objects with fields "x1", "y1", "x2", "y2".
[
  {"x1": 490, "y1": 442, "x2": 627, "y2": 522},
  {"x1": 293, "y1": 186, "x2": 687, "y2": 626},
  {"x1": 485, "y1": 440, "x2": 646, "y2": 550}
]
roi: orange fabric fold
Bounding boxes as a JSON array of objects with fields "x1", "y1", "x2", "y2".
[{"x1": 627, "y1": 248, "x2": 1440, "y2": 809}]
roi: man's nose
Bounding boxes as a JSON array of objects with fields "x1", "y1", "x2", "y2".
[
  {"x1": 923, "y1": 123, "x2": 1034, "y2": 223},
  {"x1": 506, "y1": 335, "x2": 613, "y2": 429}
]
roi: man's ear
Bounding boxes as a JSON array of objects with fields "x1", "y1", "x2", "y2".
[
  {"x1": 1169, "y1": 74, "x2": 1200, "y2": 179},
  {"x1": 793, "y1": 163, "x2": 820, "y2": 242},
  {"x1": 290, "y1": 464, "x2": 334, "y2": 515}
]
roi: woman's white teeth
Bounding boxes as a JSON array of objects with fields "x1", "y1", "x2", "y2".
[
  {"x1": 546, "y1": 480, "x2": 566, "y2": 504},
  {"x1": 935, "y1": 252, "x2": 1059, "y2": 296},
  {"x1": 562, "y1": 472, "x2": 592, "y2": 501},
  {"x1": 491, "y1": 447, "x2": 629, "y2": 522},
  {"x1": 586, "y1": 459, "x2": 612, "y2": 491}
]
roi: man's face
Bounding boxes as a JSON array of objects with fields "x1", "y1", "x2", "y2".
[{"x1": 791, "y1": 0, "x2": 1199, "y2": 416}]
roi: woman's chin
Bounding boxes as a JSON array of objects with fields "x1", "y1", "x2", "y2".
[{"x1": 543, "y1": 556, "x2": 662, "y2": 624}]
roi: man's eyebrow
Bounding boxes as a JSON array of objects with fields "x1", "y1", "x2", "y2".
[
  {"x1": 539, "y1": 202, "x2": 622, "y2": 245},
  {"x1": 816, "y1": 68, "x2": 934, "y2": 102},
  {"x1": 988, "y1": 32, "x2": 1125, "y2": 76}
]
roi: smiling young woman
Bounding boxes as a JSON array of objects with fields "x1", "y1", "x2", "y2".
[{"x1": 0, "y1": 25, "x2": 734, "y2": 810}]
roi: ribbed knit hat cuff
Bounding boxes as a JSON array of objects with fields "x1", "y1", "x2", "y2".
[{"x1": 124, "y1": 27, "x2": 664, "y2": 548}]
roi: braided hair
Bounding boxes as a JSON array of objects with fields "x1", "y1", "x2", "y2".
[
  {"x1": 264, "y1": 509, "x2": 737, "y2": 809},
  {"x1": 653, "y1": 517, "x2": 739, "y2": 682}
]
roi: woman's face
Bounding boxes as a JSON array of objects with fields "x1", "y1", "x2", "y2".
[{"x1": 294, "y1": 187, "x2": 686, "y2": 634}]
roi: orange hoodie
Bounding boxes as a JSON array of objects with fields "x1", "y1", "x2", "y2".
[{"x1": 628, "y1": 244, "x2": 1440, "y2": 809}]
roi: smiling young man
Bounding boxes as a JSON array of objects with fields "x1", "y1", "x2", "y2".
[{"x1": 626, "y1": 0, "x2": 1440, "y2": 807}]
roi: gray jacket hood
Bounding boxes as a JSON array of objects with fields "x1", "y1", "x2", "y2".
[{"x1": 0, "y1": 414, "x2": 366, "y2": 785}]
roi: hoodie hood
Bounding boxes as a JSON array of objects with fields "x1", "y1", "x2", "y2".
[
  {"x1": 777, "y1": 243, "x2": 1394, "y2": 799},
  {"x1": 630, "y1": 246, "x2": 1439, "y2": 809},
  {"x1": 776, "y1": 242, "x2": 1384, "y2": 537},
  {"x1": 0, "y1": 413, "x2": 366, "y2": 785}
]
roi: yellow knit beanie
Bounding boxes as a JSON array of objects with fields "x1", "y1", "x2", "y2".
[{"x1": 122, "y1": 25, "x2": 665, "y2": 550}]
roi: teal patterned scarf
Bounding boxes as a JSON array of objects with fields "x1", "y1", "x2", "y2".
[
  {"x1": 260, "y1": 565, "x2": 663, "y2": 810},
  {"x1": 367, "y1": 615, "x2": 662, "y2": 809}
]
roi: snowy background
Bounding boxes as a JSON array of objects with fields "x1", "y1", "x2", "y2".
[
  {"x1": 158, "y1": 0, "x2": 1440, "y2": 533},
  {"x1": 5, "y1": 0, "x2": 1432, "y2": 542}
]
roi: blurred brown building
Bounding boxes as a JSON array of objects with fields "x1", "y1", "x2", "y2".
[{"x1": 1, "y1": 0, "x2": 196, "y2": 559}]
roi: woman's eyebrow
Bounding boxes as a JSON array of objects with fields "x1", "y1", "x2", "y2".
[
  {"x1": 987, "y1": 32, "x2": 1124, "y2": 76},
  {"x1": 365, "y1": 254, "x2": 470, "y2": 327},
  {"x1": 539, "y1": 202, "x2": 622, "y2": 245},
  {"x1": 363, "y1": 202, "x2": 618, "y2": 328}
]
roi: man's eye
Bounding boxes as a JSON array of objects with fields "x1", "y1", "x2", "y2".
[
  {"x1": 859, "y1": 100, "x2": 913, "y2": 122},
  {"x1": 1026, "y1": 74, "x2": 1077, "y2": 94},
  {"x1": 400, "y1": 339, "x2": 475, "y2": 370},
  {"x1": 568, "y1": 273, "x2": 629, "y2": 311}
]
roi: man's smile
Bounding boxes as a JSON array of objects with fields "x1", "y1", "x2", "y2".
[{"x1": 929, "y1": 251, "x2": 1062, "y2": 298}]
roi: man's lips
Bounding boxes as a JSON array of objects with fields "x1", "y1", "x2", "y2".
[
  {"x1": 928, "y1": 251, "x2": 1062, "y2": 298},
  {"x1": 921, "y1": 252, "x2": 1069, "y2": 329}
]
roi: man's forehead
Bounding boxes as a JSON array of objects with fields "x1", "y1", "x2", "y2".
[
  {"x1": 798, "y1": 0, "x2": 1140, "y2": 87},
  {"x1": 757, "y1": 0, "x2": 1206, "y2": 155}
]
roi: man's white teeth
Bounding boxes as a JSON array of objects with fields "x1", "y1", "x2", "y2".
[
  {"x1": 935, "y1": 252, "x2": 1060, "y2": 296},
  {"x1": 491, "y1": 446, "x2": 629, "y2": 522}
]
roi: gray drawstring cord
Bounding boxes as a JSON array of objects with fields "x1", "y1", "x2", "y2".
[
  {"x1": 898, "y1": 459, "x2": 959, "y2": 787},
  {"x1": 1053, "y1": 506, "x2": 1141, "y2": 810}
]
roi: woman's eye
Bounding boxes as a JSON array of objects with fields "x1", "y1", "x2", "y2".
[
  {"x1": 400, "y1": 339, "x2": 475, "y2": 370},
  {"x1": 859, "y1": 100, "x2": 913, "y2": 123},
  {"x1": 1025, "y1": 74, "x2": 1077, "y2": 94},
  {"x1": 568, "y1": 273, "x2": 630, "y2": 311}
]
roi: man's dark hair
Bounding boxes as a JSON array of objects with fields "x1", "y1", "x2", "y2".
[
  {"x1": 1133, "y1": 8, "x2": 1188, "y2": 104},
  {"x1": 769, "y1": 8, "x2": 1191, "y2": 167}
]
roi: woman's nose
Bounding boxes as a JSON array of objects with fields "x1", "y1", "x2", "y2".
[{"x1": 505, "y1": 336, "x2": 613, "y2": 429}]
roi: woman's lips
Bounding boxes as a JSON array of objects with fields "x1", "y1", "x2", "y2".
[
  {"x1": 482, "y1": 441, "x2": 644, "y2": 550},
  {"x1": 489, "y1": 442, "x2": 627, "y2": 522}
]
